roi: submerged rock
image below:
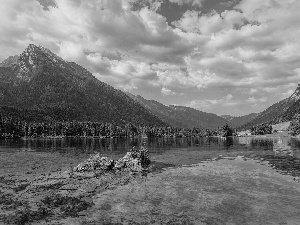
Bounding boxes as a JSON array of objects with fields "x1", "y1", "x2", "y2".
[
  {"x1": 73, "y1": 146, "x2": 150, "y2": 173},
  {"x1": 42, "y1": 195, "x2": 93, "y2": 217}
]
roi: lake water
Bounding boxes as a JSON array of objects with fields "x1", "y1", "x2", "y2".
[
  {"x1": 1, "y1": 135, "x2": 300, "y2": 156},
  {"x1": 2, "y1": 136, "x2": 300, "y2": 224},
  {"x1": 2, "y1": 135, "x2": 300, "y2": 177},
  {"x1": 0, "y1": 135, "x2": 297, "y2": 153}
]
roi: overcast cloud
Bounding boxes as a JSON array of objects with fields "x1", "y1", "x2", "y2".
[{"x1": 0, "y1": 0, "x2": 299, "y2": 116}]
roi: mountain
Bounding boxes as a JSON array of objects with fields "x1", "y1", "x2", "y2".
[
  {"x1": 244, "y1": 84, "x2": 300, "y2": 127},
  {"x1": 0, "y1": 55, "x2": 19, "y2": 67},
  {"x1": 127, "y1": 94, "x2": 233, "y2": 129},
  {"x1": 277, "y1": 86, "x2": 300, "y2": 122},
  {"x1": 0, "y1": 44, "x2": 167, "y2": 126},
  {"x1": 221, "y1": 113, "x2": 259, "y2": 127},
  {"x1": 220, "y1": 115, "x2": 234, "y2": 121}
]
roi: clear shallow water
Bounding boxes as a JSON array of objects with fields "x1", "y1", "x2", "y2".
[{"x1": 2, "y1": 136, "x2": 300, "y2": 224}]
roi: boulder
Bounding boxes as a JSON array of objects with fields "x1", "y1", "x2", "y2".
[
  {"x1": 73, "y1": 154, "x2": 114, "y2": 173},
  {"x1": 73, "y1": 146, "x2": 150, "y2": 173},
  {"x1": 114, "y1": 146, "x2": 150, "y2": 172}
]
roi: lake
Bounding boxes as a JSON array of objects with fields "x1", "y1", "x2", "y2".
[
  {"x1": 1, "y1": 135, "x2": 300, "y2": 169},
  {"x1": 1, "y1": 135, "x2": 297, "y2": 155},
  {"x1": 1, "y1": 135, "x2": 300, "y2": 224}
]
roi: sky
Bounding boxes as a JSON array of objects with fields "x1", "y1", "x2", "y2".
[{"x1": 1, "y1": 0, "x2": 300, "y2": 116}]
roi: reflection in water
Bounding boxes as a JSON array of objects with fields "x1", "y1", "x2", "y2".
[
  {"x1": 0, "y1": 136, "x2": 300, "y2": 155},
  {"x1": 273, "y1": 137, "x2": 292, "y2": 156},
  {"x1": 0, "y1": 136, "x2": 241, "y2": 154},
  {"x1": 2, "y1": 136, "x2": 300, "y2": 177},
  {"x1": 251, "y1": 138, "x2": 273, "y2": 148},
  {"x1": 249, "y1": 137, "x2": 300, "y2": 177}
]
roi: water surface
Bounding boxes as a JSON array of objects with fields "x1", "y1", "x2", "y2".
[
  {"x1": 0, "y1": 135, "x2": 294, "y2": 154},
  {"x1": 2, "y1": 136, "x2": 300, "y2": 224},
  {"x1": 2, "y1": 135, "x2": 300, "y2": 177}
]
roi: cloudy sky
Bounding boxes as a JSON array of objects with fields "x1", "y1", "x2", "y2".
[{"x1": 1, "y1": 0, "x2": 300, "y2": 116}]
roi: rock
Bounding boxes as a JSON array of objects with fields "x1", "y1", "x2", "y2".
[
  {"x1": 114, "y1": 146, "x2": 150, "y2": 172},
  {"x1": 115, "y1": 154, "x2": 141, "y2": 172},
  {"x1": 73, "y1": 154, "x2": 114, "y2": 173},
  {"x1": 73, "y1": 146, "x2": 150, "y2": 173}
]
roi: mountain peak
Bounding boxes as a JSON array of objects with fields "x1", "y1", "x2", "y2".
[
  {"x1": 22, "y1": 44, "x2": 63, "y2": 62},
  {"x1": 22, "y1": 44, "x2": 44, "y2": 59},
  {"x1": 16, "y1": 44, "x2": 66, "y2": 82},
  {"x1": 21, "y1": 44, "x2": 40, "y2": 62},
  {"x1": 26, "y1": 43, "x2": 39, "y2": 51},
  {"x1": 17, "y1": 44, "x2": 44, "y2": 81}
]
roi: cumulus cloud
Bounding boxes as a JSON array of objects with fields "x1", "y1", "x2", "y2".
[
  {"x1": 172, "y1": 0, "x2": 300, "y2": 93},
  {"x1": 249, "y1": 88, "x2": 257, "y2": 94},
  {"x1": 247, "y1": 96, "x2": 267, "y2": 104},
  {"x1": 173, "y1": 10, "x2": 244, "y2": 34},
  {"x1": 161, "y1": 87, "x2": 184, "y2": 96},
  {"x1": 161, "y1": 87, "x2": 176, "y2": 96}
]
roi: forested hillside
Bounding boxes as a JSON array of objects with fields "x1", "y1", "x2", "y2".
[
  {"x1": 127, "y1": 94, "x2": 233, "y2": 129},
  {"x1": 244, "y1": 84, "x2": 300, "y2": 127},
  {"x1": 0, "y1": 44, "x2": 167, "y2": 126},
  {"x1": 221, "y1": 113, "x2": 259, "y2": 127}
]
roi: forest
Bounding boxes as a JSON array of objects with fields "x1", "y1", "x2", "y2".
[
  {"x1": 0, "y1": 111, "x2": 275, "y2": 139},
  {"x1": 289, "y1": 113, "x2": 300, "y2": 136}
]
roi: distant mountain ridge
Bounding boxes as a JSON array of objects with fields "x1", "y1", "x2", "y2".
[
  {"x1": 0, "y1": 44, "x2": 167, "y2": 126},
  {"x1": 244, "y1": 84, "x2": 300, "y2": 127},
  {"x1": 221, "y1": 113, "x2": 259, "y2": 127},
  {"x1": 127, "y1": 94, "x2": 233, "y2": 129}
]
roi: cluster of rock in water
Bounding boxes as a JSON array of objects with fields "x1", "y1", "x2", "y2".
[{"x1": 73, "y1": 146, "x2": 150, "y2": 174}]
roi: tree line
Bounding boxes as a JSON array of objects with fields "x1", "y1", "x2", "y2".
[
  {"x1": 249, "y1": 123, "x2": 272, "y2": 135},
  {"x1": 1, "y1": 104, "x2": 274, "y2": 138},
  {"x1": 0, "y1": 115, "x2": 238, "y2": 139}
]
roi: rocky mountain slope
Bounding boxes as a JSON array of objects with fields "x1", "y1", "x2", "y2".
[
  {"x1": 244, "y1": 84, "x2": 300, "y2": 127},
  {"x1": 0, "y1": 44, "x2": 167, "y2": 126},
  {"x1": 0, "y1": 55, "x2": 19, "y2": 67},
  {"x1": 221, "y1": 113, "x2": 259, "y2": 127},
  {"x1": 127, "y1": 94, "x2": 233, "y2": 129},
  {"x1": 278, "y1": 86, "x2": 300, "y2": 122}
]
